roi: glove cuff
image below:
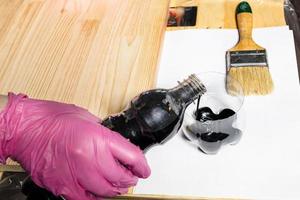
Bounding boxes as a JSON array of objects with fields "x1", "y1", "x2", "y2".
[{"x1": 0, "y1": 93, "x2": 28, "y2": 163}]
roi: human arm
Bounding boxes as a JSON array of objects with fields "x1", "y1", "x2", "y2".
[{"x1": 0, "y1": 93, "x2": 150, "y2": 200}]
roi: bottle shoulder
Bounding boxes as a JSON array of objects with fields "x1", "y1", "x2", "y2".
[{"x1": 131, "y1": 88, "x2": 168, "y2": 102}]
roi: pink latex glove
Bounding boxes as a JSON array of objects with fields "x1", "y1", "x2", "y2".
[{"x1": 0, "y1": 93, "x2": 151, "y2": 200}]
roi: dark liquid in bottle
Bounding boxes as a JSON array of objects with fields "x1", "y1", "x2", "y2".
[
  {"x1": 102, "y1": 89, "x2": 184, "y2": 150},
  {"x1": 102, "y1": 74, "x2": 206, "y2": 151}
]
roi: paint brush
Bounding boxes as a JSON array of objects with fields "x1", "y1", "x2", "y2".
[{"x1": 226, "y1": 1, "x2": 274, "y2": 96}]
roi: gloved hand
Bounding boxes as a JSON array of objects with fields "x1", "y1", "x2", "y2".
[{"x1": 0, "y1": 93, "x2": 151, "y2": 200}]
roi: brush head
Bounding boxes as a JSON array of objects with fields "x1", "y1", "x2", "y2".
[
  {"x1": 226, "y1": 49, "x2": 273, "y2": 96},
  {"x1": 227, "y1": 66, "x2": 274, "y2": 96}
]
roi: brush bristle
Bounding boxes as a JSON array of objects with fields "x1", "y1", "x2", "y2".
[{"x1": 227, "y1": 67, "x2": 274, "y2": 96}]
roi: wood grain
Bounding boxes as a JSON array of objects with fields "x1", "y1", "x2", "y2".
[
  {"x1": 0, "y1": 0, "x2": 170, "y2": 118},
  {"x1": 230, "y1": 13, "x2": 264, "y2": 51},
  {"x1": 168, "y1": 0, "x2": 286, "y2": 29},
  {"x1": 111, "y1": 194, "x2": 242, "y2": 200}
]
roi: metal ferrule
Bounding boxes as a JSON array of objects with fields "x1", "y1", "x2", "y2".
[{"x1": 226, "y1": 50, "x2": 268, "y2": 70}]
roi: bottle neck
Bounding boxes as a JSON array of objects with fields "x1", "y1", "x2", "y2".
[{"x1": 167, "y1": 74, "x2": 206, "y2": 106}]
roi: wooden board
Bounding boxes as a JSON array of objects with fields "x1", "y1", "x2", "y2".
[
  {"x1": 0, "y1": 0, "x2": 169, "y2": 118},
  {"x1": 168, "y1": 0, "x2": 286, "y2": 30},
  {"x1": 0, "y1": 0, "x2": 288, "y2": 199},
  {"x1": 111, "y1": 194, "x2": 241, "y2": 200}
]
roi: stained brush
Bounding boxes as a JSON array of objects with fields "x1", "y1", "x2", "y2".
[{"x1": 226, "y1": 1, "x2": 274, "y2": 96}]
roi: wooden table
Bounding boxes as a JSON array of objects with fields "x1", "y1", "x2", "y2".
[
  {"x1": 0, "y1": 0, "x2": 289, "y2": 199},
  {"x1": 0, "y1": 0, "x2": 170, "y2": 118}
]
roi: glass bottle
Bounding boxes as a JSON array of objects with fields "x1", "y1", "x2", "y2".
[{"x1": 102, "y1": 74, "x2": 206, "y2": 151}]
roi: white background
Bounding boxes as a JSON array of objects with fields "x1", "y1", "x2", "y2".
[{"x1": 134, "y1": 26, "x2": 300, "y2": 200}]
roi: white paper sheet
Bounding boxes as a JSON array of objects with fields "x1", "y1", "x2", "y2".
[{"x1": 134, "y1": 26, "x2": 300, "y2": 200}]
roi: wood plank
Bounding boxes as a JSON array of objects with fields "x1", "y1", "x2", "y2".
[
  {"x1": 168, "y1": 0, "x2": 286, "y2": 29},
  {"x1": 112, "y1": 194, "x2": 241, "y2": 200},
  {"x1": 0, "y1": 0, "x2": 169, "y2": 118}
]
